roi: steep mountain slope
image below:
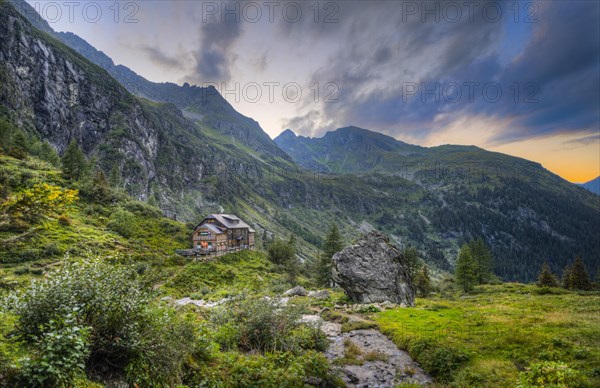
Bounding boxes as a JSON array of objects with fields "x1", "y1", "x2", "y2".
[
  {"x1": 7, "y1": 0, "x2": 289, "y2": 162},
  {"x1": 579, "y1": 176, "x2": 600, "y2": 195}
]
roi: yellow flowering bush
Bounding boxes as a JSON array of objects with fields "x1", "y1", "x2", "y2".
[{"x1": 1, "y1": 183, "x2": 78, "y2": 224}]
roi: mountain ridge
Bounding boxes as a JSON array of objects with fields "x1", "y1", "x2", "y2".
[{"x1": 578, "y1": 176, "x2": 600, "y2": 195}]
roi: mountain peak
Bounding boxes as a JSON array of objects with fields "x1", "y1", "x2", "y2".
[{"x1": 280, "y1": 129, "x2": 296, "y2": 137}]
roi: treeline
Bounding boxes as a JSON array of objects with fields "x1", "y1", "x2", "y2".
[
  {"x1": 537, "y1": 256, "x2": 596, "y2": 291},
  {"x1": 0, "y1": 116, "x2": 60, "y2": 166}
]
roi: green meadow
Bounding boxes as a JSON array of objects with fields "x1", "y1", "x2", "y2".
[{"x1": 376, "y1": 284, "x2": 600, "y2": 387}]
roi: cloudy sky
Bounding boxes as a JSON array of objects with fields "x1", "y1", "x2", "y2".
[{"x1": 28, "y1": 0, "x2": 599, "y2": 182}]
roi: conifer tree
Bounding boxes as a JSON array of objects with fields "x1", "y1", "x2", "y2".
[
  {"x1": 562, "y1": 264, "x2": 573, "y2": 289},
  {"x1": 537, "y1": 262, "x2": 558, "y2": 287},
  {"x1": 315, "y1": 224, "x2": 343, "y2": 287},
  {"x1": 108, "y1": 165, "x2": 122, "y2": 188},
  {"x1": 455, "y1": 244, "x2": 477, "y2": 293},
  {"x1": 403, "y1": 246, "x2": 421, "y2": 280},
  {"x1": 61, "y1": 139, "x2": 88, "y2": 181},
  {"x1": 12, "y1": 131, "x2": 28, "y2": 153},
  {"x1": 40, "y1": 142, "x2": 60, "y2": 166},
  {"x1": 570, "y1": 256, "x2": 592, "y2": 291},
  {"x1": 415, "y1": 265, "x2": 432, "y2": 297},
  {"x1": 469, "y1": 238, "x2": 493, "y2": 284}
]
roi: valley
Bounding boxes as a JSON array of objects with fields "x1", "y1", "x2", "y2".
[{"x1": 0, "y1": 0, "x2": 598, "y2": 386}]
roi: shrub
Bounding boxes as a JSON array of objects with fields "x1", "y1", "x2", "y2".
[
  {"x1": 21, "y1": 313, "x2": 90, "y2": 387},
  {"x1": 29, "y1": 268, "x2": 44, "y2": 276},
  {"x1": 2, "y1": 256, "x2": 201, "y2": 385},
  {"x1": 184, "y1": 351, "x2": 339, "y2": 387},
  {"x1": 289, "y1": 324, "x2": 329, "y2": 352},
  {"x1": 1, "y1": 183, "x2": 78, "y2": 225},
  {"x1": 517, "y1": 361, "x2": 583, "y2": 387},
  {"x1": 57, "y1": 215, "x2": 71, "y2": 226},
  {"x1": 13, "y1": 266, "x2": 29, "y2": 275},
  {"x1": 210, "y1": 296, "x2": 326, "y2": 354},
  {"x1": 408, "y1": 340, "x2": 470, "y2": 383},
  {"x1": 44, "y1": 243, "x2": 62, "y2": 257},
  {"x1": 107, "y1": 209, "x2": 138, "y2": 238}
]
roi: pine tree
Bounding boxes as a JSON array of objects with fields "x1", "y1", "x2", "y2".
[
  {"x1": 315, "y1": 224, "x2": 343, "y2": 287},
  {"x1": 12, "y1": 131, "x2": 28, "y2": 152},
  {"x1": 537, "y1": 262, "x2": 558, "y2": 287},
  {"x1": 90, "y1": 169, "x2": 111, "y2": 202},
  {"x1": 562, "y1": 265, "x2": 573, "y2": 289},
  {"x1": 7, "y1": 131, "x2": 28, "y2": 159},
  {"x1": 570, "y1": 256, "x2": 592, "y2": 291},
  {"x1": 267, "y1": 237, "x2": 299, "y2": 281},
  {"x1": 61, "y1": 139, "x2": 88, "y2": 181},
  {"x1": 455, "y1": 244, "x2": 477, "y2": 293},
  {"x1": 40, "y1": 142, "x2": 60, "y2": 166},
  {"x1": 415, "y1": 265, "x2": 431, "y2": 297},
  {"x1": 108, "y1": 164, "x2": 122, "y2": 188},
  {"x1": 403, "y1": 246, "x2": 421, "y2": 280},
  {"x1": 469, "y1": 238, "x2": 493, "y2": 284}
]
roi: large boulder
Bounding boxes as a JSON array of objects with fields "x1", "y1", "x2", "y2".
[{"x1": 332, "y1": 231, "x2": 415, "y2": 306}]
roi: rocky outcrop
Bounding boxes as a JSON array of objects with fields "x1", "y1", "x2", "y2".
[{"x1": 332, "y1": 231, "x2": 415, "y2": 306}]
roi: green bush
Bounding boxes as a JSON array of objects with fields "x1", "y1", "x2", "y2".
[
  {"x1": 517, "y1": 361, "x2": 583, "y2": 387},
  {"x1": 184, "y1": 351, "x2": 339, "y2": 388},
  {"x1": 21, "y1": 313, "x2": 90, "y2": 387},
  {"x1": 408, "y1": 340, "x2": 470, "y2": 383},
  {"x1": 107, "y1": 209, "x2": 138, "y2": 238},
  {"x1": 210, "y1": 296, "x2": 327, "y2": 354},
  {"x1": 2, "y1": 256, "x2": 202, "y2": 385}
]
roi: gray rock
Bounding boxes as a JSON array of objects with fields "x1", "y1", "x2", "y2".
[
  {"x1": 332, "y1": 231, "x2": 415, "y2": 306},
  {"x1": 308, "y1": 290, "x2": 331, "y2": 299},
  {"x1": 283, "y1": 286, "x2": 308, "y2": 296}
]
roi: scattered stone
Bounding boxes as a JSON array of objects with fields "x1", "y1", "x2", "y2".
[
  {"x1": 308, "y1": 290, "x2": 331, "y2": 299},
  {"x1": 174, "y1": 297, "x2": 229, "y2": 308},
  {"x1": 301, "y1": 314, "x2": 342, "y2": 336},
  {"x1": 332, "y1": 231, "x2": 415, "y2": 306},
  {"x1": 283, "y1": 285, "x2": 308, "y2": 296}
]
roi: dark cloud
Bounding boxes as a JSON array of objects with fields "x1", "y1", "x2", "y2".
[
  {"x1": 288, "y1": 1, "x2": 599, "y2": 146},
  {"x1": 292, "y1": 1, "x2": 505, "y2": 139},
  {"x1": 187, "y1": 1, "x2": 243, "y2": 83},
  {"x1": 485, "y1": 2, "x2": 600, "y2": 142}
]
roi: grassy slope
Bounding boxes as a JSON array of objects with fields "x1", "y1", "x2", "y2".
[
  {"x1": 376, "y1": 283, "x2": 600, "y2": 387},
  {"x1": 0, "y1": 153, "x2": 292, "y2": 300},
  {"x1": 0, "y1": 155, "x2": 187, "y2": 266}
]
